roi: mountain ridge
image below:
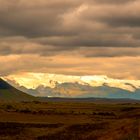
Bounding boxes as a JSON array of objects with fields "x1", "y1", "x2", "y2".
[
  {"x1": 0, "y1": 78, "x2": 35, "y2": 102},
  {"x1": 5, "y1": 73, "x2": 140, "y2": 92},
  {"x1": 0, "y1": 78, "x2": 140, "y2": 101},
  {"x1": 13, "y1": 81, "x2": 140, "y2": 100}
]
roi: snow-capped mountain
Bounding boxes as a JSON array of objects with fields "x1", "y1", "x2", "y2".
[
  {"x1": 8, "y1": 81, "x2": 140, "y2": 99},
  {"x1": 3, "y1": 73, "x2": 140, "y2": 99},
  {"x1": 4, "y1": 73, "x2": 140, "y2": 91}
]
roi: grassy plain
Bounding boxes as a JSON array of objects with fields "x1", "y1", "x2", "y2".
[{"x1": 0, "y1": 101, "x2": 139, "y2": 140}]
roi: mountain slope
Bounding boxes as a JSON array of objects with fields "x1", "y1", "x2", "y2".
[
  {"x1": 4, "y1": 76, "x2": 140, "y2": 99},
  {"x1": 5, "y1": 73, "x2": 140, "y2": 92},
  {"x1": 0, "y1": 78, "x2": 35, "y2": 101},
  {"x1": 17, "y1": 82, "x2": 140, "y2": 99}
]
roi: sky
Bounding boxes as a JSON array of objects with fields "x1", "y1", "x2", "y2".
[{"x1": 0, "y1": 0, "x2": 140, "y2": 81}]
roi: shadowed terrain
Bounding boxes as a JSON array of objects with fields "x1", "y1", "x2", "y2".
[
  {"x1": 0, "y1": 78, "x2": 35, "y2": 102},
  {"x1": 0, "y1": 101, "x2": 139, "y2": 140}
]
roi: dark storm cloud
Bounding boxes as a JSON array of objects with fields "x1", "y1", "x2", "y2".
[
  {"x1": 0, "y1": 0, "x2": 140, "y2": 79},
  {"x1": 0, "y1": 0, "x2": 84, "y2": 37},
  {"x1": 0, "y1": 38, "x2": 140, "y2": 57},
  {"x1": 0, "y1": 0, "x2": 140, "y2": 57},
  {"x1": 94, "y1": 0, "x2": 135, "y2": 4},
  {"x1": 81, "y1": 47, "x2": 140, "y2": 57},
  {"x1": 36, "y1": 34, "x2": 140, "y2": 48},
  {"x1": 101, "y1": 16, "x2": 140, "y2": 27},
  {"x1": 0, "y1": 5, "x2": 63, "y2": 37}
]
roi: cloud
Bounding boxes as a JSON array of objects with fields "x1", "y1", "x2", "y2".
[
  {"x1": 93, "y1": 0, "x2": 135, "y2": 4},
  {"x1": 79, "y1": 47, "x2": 140, "y2": 57},
  {"x1": 0, "y1": 0, "x2": 139, "y2": 79},
  {"x1": 0, "y1": 0, "x2": 81, "y2": 37},
  {"x1": 0, "y1": 0, "x2": 140, "y2": 48},
  {"x1": 0, "y1": 54, "x2": 140, "y2": 80},
  {"x1": 0, "y1": 37, "x2": 140, "y2": 57},
  {"x1": 0, "y1": 0, "x2": 139, "y2": 38}
]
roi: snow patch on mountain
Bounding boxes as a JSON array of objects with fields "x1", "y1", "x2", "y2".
[{"x1": 3, "y1": 73, "x2": 140, "y2": 92}]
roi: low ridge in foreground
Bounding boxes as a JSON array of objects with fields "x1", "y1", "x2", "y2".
[{"x1": 0, "y1": 78, "x2": 35, "y2": 102}]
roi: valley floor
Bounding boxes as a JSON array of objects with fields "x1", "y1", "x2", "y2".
[{"x1": 0, "y1": 101, "x2": 139, "y2": 140}]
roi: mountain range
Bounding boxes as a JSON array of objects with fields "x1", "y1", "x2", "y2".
[
  {"x1": 6, "y1": 78, "x2": 140, "y2": 100},
  {"x1": 0, "y1": 77, "x2": 139, "y2": 102}
]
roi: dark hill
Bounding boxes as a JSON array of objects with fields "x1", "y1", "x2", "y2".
[
  {"x1": 0, "y1": 78, "x2": 13, "y2": 89},
  {"x1": 0, "y1": 78, "x2": 35, "y2": 102}
]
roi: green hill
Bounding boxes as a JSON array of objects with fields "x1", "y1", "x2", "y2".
[{"x1": 0, "y1": 78, "x2": 35, "y2": 102}]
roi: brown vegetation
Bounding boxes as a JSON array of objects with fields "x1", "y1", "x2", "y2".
[{"x1": 0, "y1": 101, "x2": 139, "y2": 140}]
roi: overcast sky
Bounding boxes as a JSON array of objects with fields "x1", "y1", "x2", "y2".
[{"x1": 0, "y1": 0, "x2": 140, "y2": 80}]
